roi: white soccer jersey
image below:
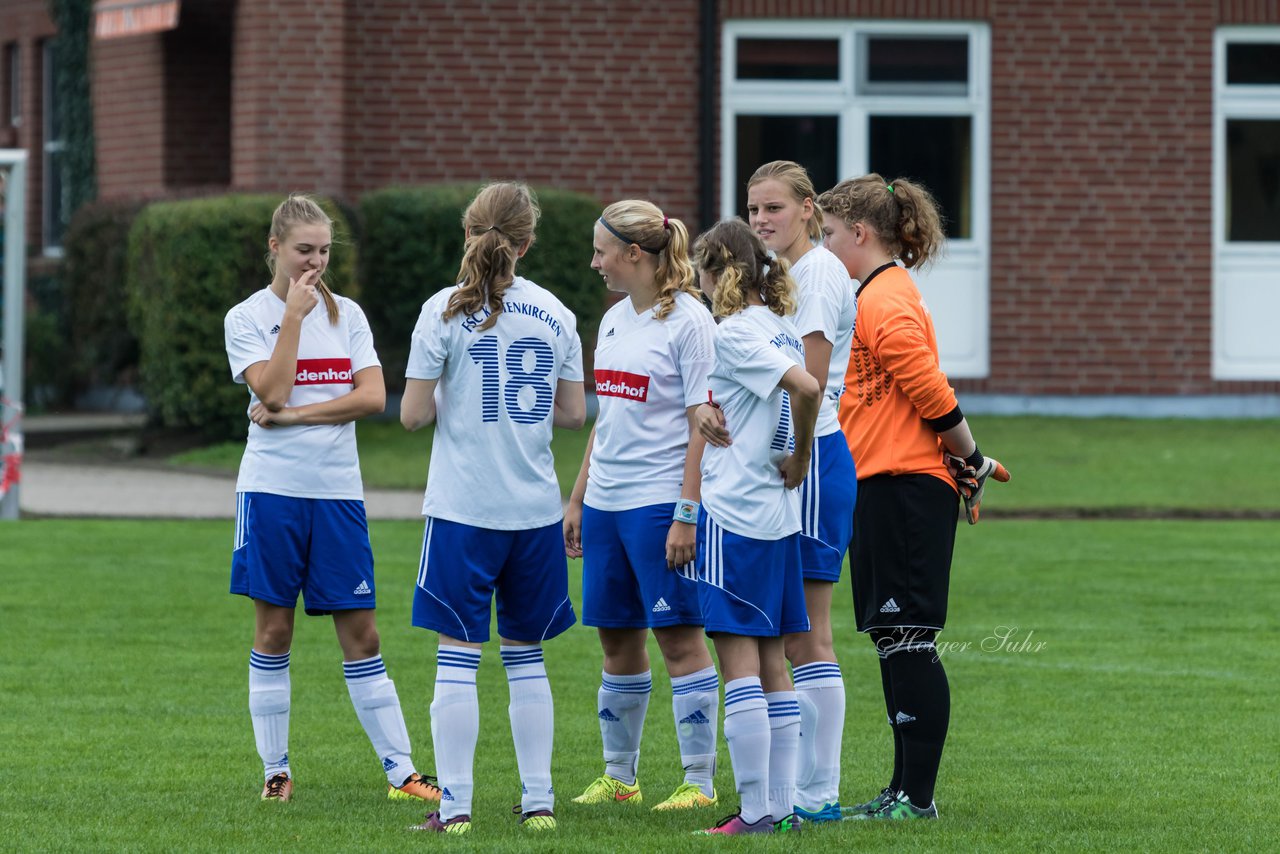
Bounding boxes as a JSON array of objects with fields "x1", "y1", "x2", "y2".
[
  {"x1": 585, "y1": 291, "x2": 715, "y2": 511},
  {"x1": 790, "y1": 245, "x2": 856, "y2": 438},
  {"x1": 224, "y1": 288, "x2": 380, "y2": 500},
  {"x1": 700, "y1": 306, "x2": 806, "y2": 540},
  {"x1": 407, "y1": 276, "x2": 584, "y2": 530}
]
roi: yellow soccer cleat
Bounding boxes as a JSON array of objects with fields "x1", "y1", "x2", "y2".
[
  {"x1": 652, "y1": 781, "x2": 717, "y2": 811},
  {"x1": 571, "y1": 774, "x2": 643, "y2": 805}
]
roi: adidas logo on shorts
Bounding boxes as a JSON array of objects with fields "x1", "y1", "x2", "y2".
[
  {"x1": 599, "y1": 708, "x2": 621, "y2": 722},
  {"x1": 895, "y1": 710, "x2": 917, "y2": 725},
  {"x1": 880, "y1": 598, "x2": 901, "y2": 613},
  {"x1": 651, "y1": 598, "x2": 671, "y2": 613},
  {"x1": 678, "y1": 710, "x2": 711, "y2": 726},
  {"x1": 353, "y1": 580, "x2": 371, "y2": 595}
]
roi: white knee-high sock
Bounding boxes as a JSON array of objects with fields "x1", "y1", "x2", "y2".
[
  {"x1": 723, "y1": 677, "x2": 770, "y2": 824},
  {"x1": 249, "y1": 650, "x2": 291, "y2": 780},
  {"x1": 766, "y1": 691, "x2": 801, "y2": 821},
  {"x1": 502, "y1": 646, "x2": 554, "y2": 813},
  {"x1": 431, "y1": 645, "x2": 481, "y2": 820},
  {"x1": 793, "y1": 661, "x2": 845, "y2": 809},
  {"x1": 671, "y1": 666, "x2": 719, "y2": 796},
  {"x1": 344, "y1": 655, "x2": 417, "y2": 786},
  {"x1": 598, "y1": 670, "x2": 651, "y2": 785}
]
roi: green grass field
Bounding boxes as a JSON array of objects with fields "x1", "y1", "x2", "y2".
[
  {"x1": 2, "y1": 516, "x2": 1277, "y2": 851},
  {"x1": 169, "y1": 415, "x2": 1280, "y2": 513}
]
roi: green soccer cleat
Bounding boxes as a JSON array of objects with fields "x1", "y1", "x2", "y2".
[
  {"x1": 572, "y1": 774, "x2": 643, "y2": 805},
  {"x1": 843, "y1": 787, "x2": 897, "y2": 818},
  {"x1": 773, "y1": 813, "x2": 804, "y2": 833},
  {"x1": 849, "y1": 790, "x2": 938, "y2": 820},
  {"x1": 517, "y1": 809, "x2": 557, "y2": 831},
  {"x1": 652, "y1": 781, "x2": 717, "y2": 811}
]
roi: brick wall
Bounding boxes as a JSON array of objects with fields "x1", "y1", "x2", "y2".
[
  {"x1": 231, "y1": 0, "x2": 347, "y2": 194},
  {"x1": 717, "y1": 0, "x2": 1280, "y2": 395},
  {"x1": 342, "y1": 0, "x2": 702, "y2": 225},
  {"x1": 93, "y1": 34, "x2": 167, "y2": 197},
  {"x1": 0, "y1": 0, "x2": 56, "y2": 251},
  {"x1": 69, "y1": 0, "x2": 1280, "y2": 396}
]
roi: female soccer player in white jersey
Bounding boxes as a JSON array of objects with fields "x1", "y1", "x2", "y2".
[
  {"x1": 224, "y1": 194, "x2": 439, "y2": 805},
  {"x1": 563, "y1": 199, "x2": 721, "y2": 812},
  {"x1": 745, "y1": 161, "x2": 857, "y2": 823},
  {"x1": 400, "y1": 182, "x2": 586, "y2": 835},
  {"x1": 689, "y1": 218, "x2": 820, "y2": 836}
]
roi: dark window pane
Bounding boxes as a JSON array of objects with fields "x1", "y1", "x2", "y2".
[
  {"x1": 1227, "y1": 43, "x2": 1280, "y2": 85},
  {"x1": 737, "y1": 38, "x2": 839, "y2": 81},
  {"x1": 735, "y1": 115, "x2": 839, "y2": 218},
  {"x1": 44, "y1": 40, "x2": 59, "y2": 141},
  {"x1": 866, "y1": 37, "x2": 968, "y2": 85},
  {"x1": 1226, "y1": 119, "x2": 1280, "y2": 242},
  {"x1": 46, "y1": 148, "x2": 65, "y2": 247},
  {"x1": 868, "y1": 115, "x2": 971, "y2": 239}
]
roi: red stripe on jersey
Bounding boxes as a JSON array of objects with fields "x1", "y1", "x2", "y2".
[
  {"x1": 595, "y1": 369, "x2": 650, "y2": 402},
  {"x1": 295, "y1": 358, "x2": 354, "y2": 385}
]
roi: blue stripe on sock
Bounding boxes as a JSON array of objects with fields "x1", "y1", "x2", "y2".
[
  {"x1": 500, "y1": 648, "x2": 544, "y2": 665},
  {"x1": 602, "y1": 679, "x2": 652, "y2": 694},
  {"x1": 672, "y1": 675, "x2": 719, "y2": 695},
  {"x1": 250, "y1": 651, "x2": 290, "y2": 671},
  {"x1": 725, "y1": 687, "x2": 765, "y2": 706},
  {"x1": 344, "y1": 661, "x2": 387, "y2": 679}
]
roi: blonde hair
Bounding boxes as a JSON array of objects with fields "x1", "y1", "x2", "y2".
[
  {"x1": 692, "y1": 218, "x2": 796, "y2": 319},
  {"x1": 598, "y1": 199, "x2": 698, "y2": 321},
  {"x1": 748, "y1": 160, "x2": 823, "y2": 244},
  {"x1": 815, "y1": 174, "x2": 945, "y2": 270},
  {"x1": 268, "y1": 194, "x2": 339, "y2": 325},
  {"x1": 443, "y1": 182, "x2": 540, "y2": 331}
]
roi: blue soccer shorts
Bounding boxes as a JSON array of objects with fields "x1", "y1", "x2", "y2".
[
  {"x1": 412, "y1": 516, "x2": 576, "y2": 644},
  {"x1": 798, "y1": 430, "x2": 857, "y2": 582},
  {"x1": 581, "y1": 502, "x2": 702, "y2": 629},
  {"x1": 696, "y1": 510, "x2": 809, "y2": 638},
  {"x1": 230, "y1": 491, "x2": 376, "y2": 615}
]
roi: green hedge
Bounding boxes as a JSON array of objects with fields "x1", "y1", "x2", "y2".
[
  {"x1": 358, "y1": 184, "x2": 604, "y2": 391},
  {"x1": 126, "y1": 194, "x2": 356, "y2": 440},
  {"x1": 64, "y1": 198, "x2": 144, "y2": 394}
]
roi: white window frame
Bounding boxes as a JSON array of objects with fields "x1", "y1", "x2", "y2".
[
  {"x1": 42, "y1": 40, "x2": 64, "y2": 256},
  {"x1": 1212, "y1": 27, "x2": 1280, "y2": 380},
  {"x1": 721, "y1": 19, "x2": 991, "y2": 377}
]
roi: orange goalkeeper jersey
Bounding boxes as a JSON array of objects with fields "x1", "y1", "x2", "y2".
[{"x1": 839, "y1": 264, "x2": 957, "y2": 489}]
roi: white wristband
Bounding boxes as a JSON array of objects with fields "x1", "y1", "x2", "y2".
[{"x1": 673, "y1": 498, "x2": 699, "y2": 525}]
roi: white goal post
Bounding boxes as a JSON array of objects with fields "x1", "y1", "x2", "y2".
[{"x1": 1, "y1": 149, "x2": 28, "y2": 520}]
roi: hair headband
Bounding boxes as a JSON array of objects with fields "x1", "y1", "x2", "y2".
[{"x1": 599, "y1": 217, "x2": 663, "y2": 255}]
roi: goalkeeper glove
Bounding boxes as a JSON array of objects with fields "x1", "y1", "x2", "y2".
[{"x1": 945, "y1": 449, "x2": 1011, "y2": 525}]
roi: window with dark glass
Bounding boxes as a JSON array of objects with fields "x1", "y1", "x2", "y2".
[
  {"x1": 1226, "y1": 119, "x2": 1280, "y2": 242},
  {"x1": 736, "y1": 38, "x2": 840, "y2": 81},
  {"x1": 1226, "y1": 42, "x2": 1280, "y2": 85},
  {"x1": 861, "y1": 36, "x2": 968, "y2": 93},
  {"x1": 734, "y1": 115, "x2": 839, "y2": 217},
  {"x1": 868, "y1": 115, "x2": 972, "y2": 239},
  {"x1": 43, "y1": 39, "x2": 66, "y2": 250}
]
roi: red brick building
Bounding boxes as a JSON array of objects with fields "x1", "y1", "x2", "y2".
[{"x1": 4, "y1": 0, "x2": 1279, "y2": 412}]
